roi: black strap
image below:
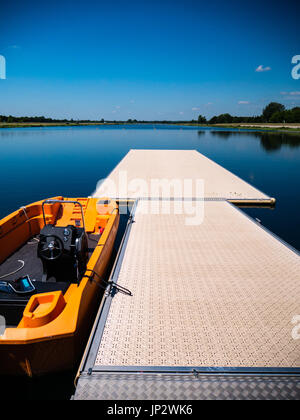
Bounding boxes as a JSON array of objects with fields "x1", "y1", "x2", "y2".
[{"x1": 83, "y1": 269, "x2": 132, "y2": 297}]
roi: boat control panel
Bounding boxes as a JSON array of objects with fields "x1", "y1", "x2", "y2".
[{"x1": 38, "y1": 224, "x2": 88, "y2": 283}]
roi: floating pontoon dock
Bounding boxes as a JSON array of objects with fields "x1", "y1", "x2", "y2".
[
  {"x1": 74, "y1": 150, "x2": 300, "y2": 400},
  {"x1": 94, "y1": 149, "x2": 275, "y2": 205}
]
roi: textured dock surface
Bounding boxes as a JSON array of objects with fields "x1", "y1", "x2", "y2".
[
  {"x1": 95, "y1": 200, "x2": 300, "y2": 368},
  {"x1": 75, "y1": 150, "x2": 299, "y2": 400},
  {"x1": 94, "y1": 149, "x2": 272, "y2": 203}
]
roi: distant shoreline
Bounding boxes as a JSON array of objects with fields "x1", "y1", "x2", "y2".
[
  {"x1": 0, "y1": 122, "x2": 108, "y2": 128},
  {"x1": 179, "y1": 122, "x2": 300, "y2": 132},
  {"x1": 0, "y1": 121, "x2": 300, "y2": 132}
]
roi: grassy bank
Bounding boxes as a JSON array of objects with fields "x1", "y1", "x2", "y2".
[
  {"x1": 176, "y1": 122, "x2": 300, "y2": 132},
  {"x1": 1, "y1": 121, "x2": 300, "y2": 132},
  {"x1": 209, "y1": 123, "x2": 300, "y2": 131}
]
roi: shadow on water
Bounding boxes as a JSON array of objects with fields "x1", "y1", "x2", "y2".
[{"x1": 0, "y1": 370, "x2": 77, "y2": 400}]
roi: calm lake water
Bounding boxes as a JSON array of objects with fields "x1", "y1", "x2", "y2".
[
  {"x1": 1, "y1": 124, "x2": 300, "y2": 251},
  {"x1": 0, "y1": 124, "x2": 300, "y2": 399}
]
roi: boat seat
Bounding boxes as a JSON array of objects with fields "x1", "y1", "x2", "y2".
[{"x1": 0, "y1": 281, "x2": 70, "y2": 328}]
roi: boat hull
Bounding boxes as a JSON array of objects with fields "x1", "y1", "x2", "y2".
[{"x1": 0, "y1": 197, "x2": 119, "y2": 376}]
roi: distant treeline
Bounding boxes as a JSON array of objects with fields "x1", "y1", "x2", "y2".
[
  {"x1": 1, "y1": 102, "x2": 299, "y2": 125},
  {"x1": 0, "y1": 115, "x2": 195, "y2": 124},
  {"x1": 199, "y1": 103, "x2": 300, "y2": 124},
  {"x1": 0, "y1": 115, "x2": 98, "y2": 123}
]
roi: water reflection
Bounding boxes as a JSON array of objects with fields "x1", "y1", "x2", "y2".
[
  {"x1": 197, "y1": 130, "x2": 206, "y2": 137},
  {"x1": 258, "y1": 132, "x2": 300, "y2": 151},
  {"x1": 201, "y1": 129, "x2": 300, "y2": 152},
  {"x1": 0, "y1": 125, "x2": 299, "y2": 251},
  {"x1": 210, "y1": 131, "x2": 232, "y2": 140}
]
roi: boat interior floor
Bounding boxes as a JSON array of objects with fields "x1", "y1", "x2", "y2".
[{"x1": 0, "y1": 234, "x2": 100, "y2": 327}]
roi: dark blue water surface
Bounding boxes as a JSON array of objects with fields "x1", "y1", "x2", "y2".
[{"x1": 1, "y1": 124, "x2": 300, "y2": 251}]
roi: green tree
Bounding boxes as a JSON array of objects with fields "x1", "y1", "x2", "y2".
[
  {"x1": 208, "y1": 116, "x2": 218, "y2": 124},
  {"x1": 262, "y1": 102, "x2": 285, "y2": 122},
  {"x1": 218, "y1": 113, "x2": 233, "y2": 123},
  {"x1": 197, "y1": 115, "x2": 207, "y2": 124},
  {"x1": 269, "y1": 111, "x2": 285, "y2": 123},
  {"x1": 290, "y1": 107, "x2": 300, "y2": 123}
]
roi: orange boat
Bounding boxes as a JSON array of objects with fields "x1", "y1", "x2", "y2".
[{"x1": 0, "y1": 197, "x2": 119, "y2": 376}]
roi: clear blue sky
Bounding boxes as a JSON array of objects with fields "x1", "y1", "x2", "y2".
[{"x1": 0, "y1": 0, "x2": 299, "y2": 120}]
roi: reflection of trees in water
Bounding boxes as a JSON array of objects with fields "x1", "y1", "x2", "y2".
[
  {"x1": 197, "y1": 130, "x2": 206, "y2": 137},
  {"x1": 258, "y1": 133, "x2": 300, "y2": 151},
  {"x1": 205, "y1": 130, "x2": 300, "y2": 151},
  {"x1": 210, "y1": 131, "x2": 232, "y2": 139}
]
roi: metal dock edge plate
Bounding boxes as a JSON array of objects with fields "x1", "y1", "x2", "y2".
[{"x1": 74, "y1": 373, "x2": 300, "y2": 400}]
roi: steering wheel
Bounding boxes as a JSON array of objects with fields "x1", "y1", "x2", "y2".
[{"x1": 39, "y1": 235, "x2": 64, "y2": 261}]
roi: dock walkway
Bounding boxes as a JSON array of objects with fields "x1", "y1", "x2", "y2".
[
  {"x1": 74, "y1": 150, "x2": 300, "y2": 400},
  {"x1": 94, "y1": 149, "x2": 275, "y2": 205}
]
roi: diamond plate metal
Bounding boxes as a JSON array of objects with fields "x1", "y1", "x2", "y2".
[{"x1": 74, "y1": 373, "x2": 300, "y2": 400}]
